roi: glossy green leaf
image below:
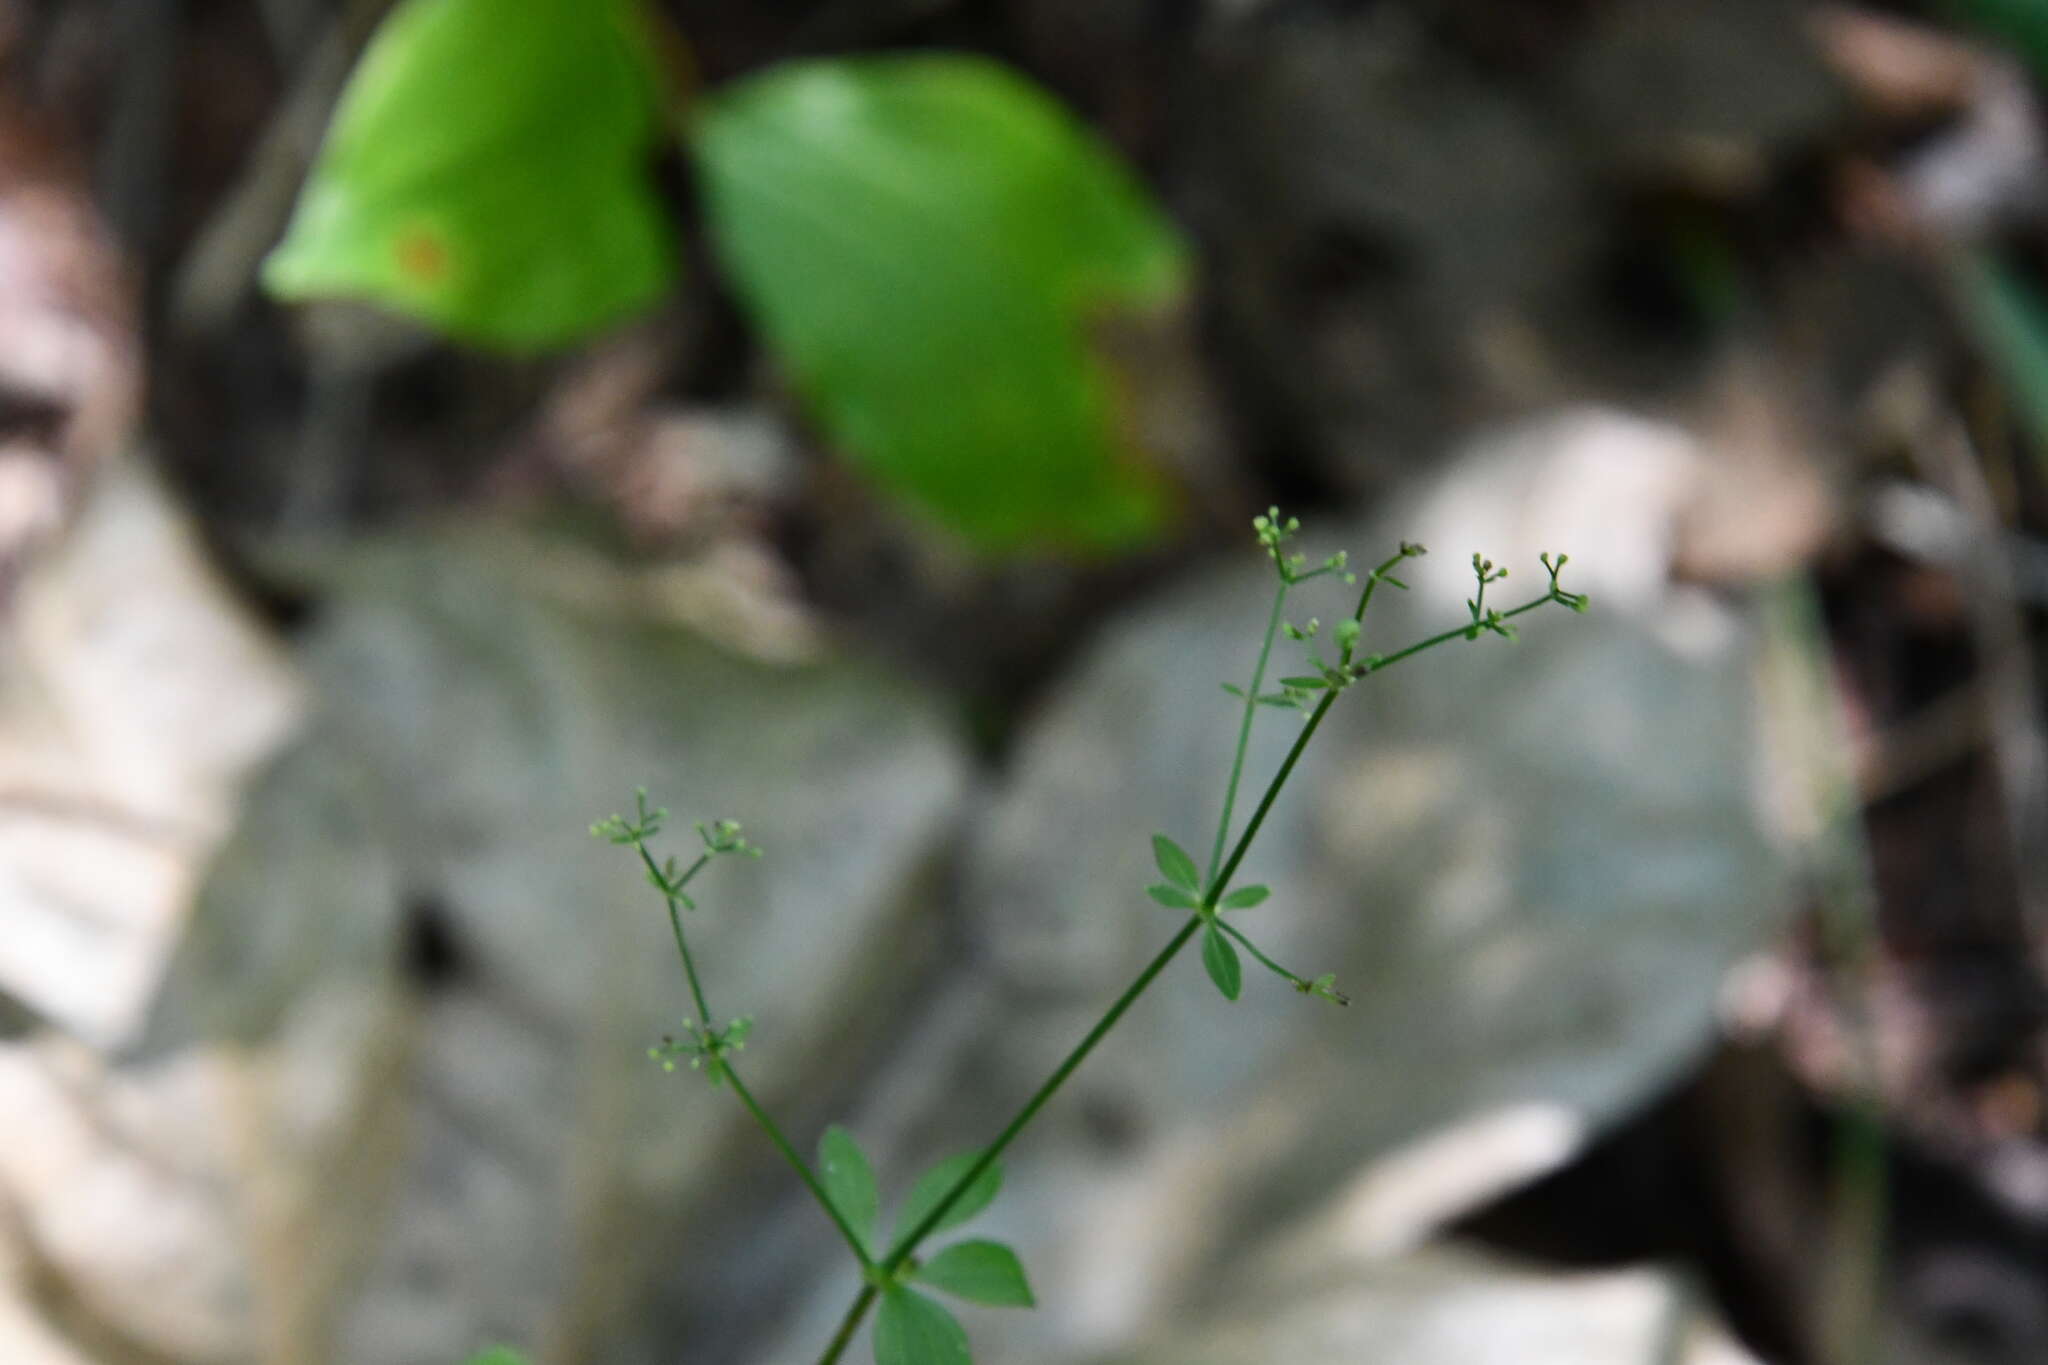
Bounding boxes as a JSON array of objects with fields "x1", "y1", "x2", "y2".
[
  {"x1": 264, "y1": 0, "x2": 676, "y2": 350},
  {"x1": 1146, "y1": 883, "x2": 1200, "y2": 910},
  {"x1": 1202, "y1": 923, "x2": 1241, "y2": 1001},
  {"x1": 1151, "y1": 834, "x2": 1199, "y2": 892},
  {"x1": 1219, "y1": 884, "x2": 1270, "y2": 910},
  {"x1": 694, "y1": 55, "x2": 1190, "y2": 554},
  {"x1": 895, "y1": 1151, "x2": 1002, "y2": 1245},
  {"x1": 913, "y1": 1239, "x2": 1036, "y2": 1307},
  {"x1": 819, "y1": 1124, "x2": 879, "y2": 1253},
  {"x1": 875, "y1": 1287, "x2": 972, "y2": 1365}
]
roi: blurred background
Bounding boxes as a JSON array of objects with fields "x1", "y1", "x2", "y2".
[{"x1": 0, "y1": 0, "x2": 2045, "y2": 1362}]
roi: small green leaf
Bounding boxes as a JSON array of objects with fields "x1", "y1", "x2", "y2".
[
  {"x1": 1151, "y1": 834, "x2": 1199, "y2": 892},
  {"x1": 463, "y1": 1351, "x2": 532, "y2": 1365},
  {"x1": 1146, "y1": 883, "x2": 1200, "y2": 910},
  {"x1": 895, "y1": 1152, "x2": 1003, "y2": 1245},
  {"x1": 1278, "y1": 676, "x2": 1330, "y2": 690},
  {"x1": 694, "y1": 55, "x2": 1190, "y2": 554},
  {"x1": 1218, "y1": 884, "x2": 1269, "y2": 910},
  {"x1": 1202, "y1": 924, "x2": 1241, "y2": 1000},
  {"x1": 1255, "y1": 693, "x2": 1296, "y2": 709},
  {"x1": 819, "y1": 1124, "x2": 879, "y2": 1254},
  {"x1": 913, "y1": 1240, "x2": 1036, "y2": 1307},
  {"x1": 263, "y1": 0, "x2": 676, "y2": 350},
  {"x1": 875, "y1": 1287, "x2": 972, "y2": 1365},
  {"x1": 1220, "y1": 683, "x2": 1245, "y2": 698}
]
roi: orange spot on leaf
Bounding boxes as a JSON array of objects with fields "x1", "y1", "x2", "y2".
[{"x1": 394, "y1": 226, "x2": 451, "y2": 285}]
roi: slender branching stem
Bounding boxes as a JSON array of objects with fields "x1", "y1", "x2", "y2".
[
  {"x1": 879, "y1": 916, "x2": 1204, "y2": 1272},
  {"x1": 1207, "y1": 579, "x2": 1289, "y2": 888},
  {"x1": 1342, "y1": 548, "x2": 1415, "y2": 655},
  {"x1": 634, "y1": 841, "x2": 875, "y2": 1269},
  {"x1": 1210, "y1": 686, "x2": 1337, "y2": 896},
  {"x1": 635, "y1": 845, "x2": 713, "y2": 1021},
  {"x1": 607, "y1": 535, "x2": 1586, "y2": 1365},
  {"x1": 1214, "y1": 916, "x2": 1309, "y2": 990},
  {"x1": 873, "y1": 586, "x2": 1572, "y2": 1295},
  {"x1": 1358, "y1": 592, "x2": 1557, "y2": 674},
  {"x1": 724, "y1": 1064, "x2": 875, "y2": 1270},
  {"x1": 817, "y1": 1285, "x2": 879, "y2": 1365}
]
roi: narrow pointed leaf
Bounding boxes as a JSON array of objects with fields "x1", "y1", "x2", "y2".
[
  {"x1": 1202, "y1": 923, "x2": 1242, "y2": 1000},
  {"x1": 263, "y1": 0, "x2": 676, "y2": 350},
  {"x1": 1220, "y1": 683, "x2": 1245, "y2": 698},
  {"x1": 895, "y1": 1152, "x2": 1002, "y2": 1245},
  {"x1": 1146, "y1": 883, "x2": 1200, "y2": 910},
  {"x1": 1279, "y1": 676, "x2": 1331, "y2": 690},
  {"x1": 875, "y1": 1287, "x2": 972, "y2": 1365},
  {"x1": 913, "y1": 1240, "x2": 1036, "y2": 1307},
  {"x1": 1151, "y1": 834, "x2": 1199, "y2": 892},
  {"x1": 694, "y1": 55, "x2": 1190, "y2": 554},
  {"x1": 1219, "y1": 884, "x2": 1270, "y2": 910},
  {"x1": 818, "y1": 1124, "x2": 879, "y2": 1253}
]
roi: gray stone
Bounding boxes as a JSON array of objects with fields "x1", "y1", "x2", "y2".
[
  {"x1": 120, "y1": 527, "x2": 971, "y2": 1364},
  {"x1": 0, "y1": 456, "x2": 301, "y2": 1047},
  {"x1": 1095, "y1": 1244, "x2": 1762, "y2": 1365},
  {"x1": 929, "y1": 409, "x2": 1797, "y2": 1362}
]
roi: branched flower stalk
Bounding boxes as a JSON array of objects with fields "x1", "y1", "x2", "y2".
[{"x1": 589, "y1": 512, "x2": 1589, "y2": 1365}]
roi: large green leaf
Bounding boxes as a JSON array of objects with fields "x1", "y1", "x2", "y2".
[
  {"x1": 263, "y1": 0, "x2": 676, "y2": 350},
  {"x1": 874, "y1": 1287, "x2": 972, "y2": 1365},
  {"x1": 694, "y1": 55, "x2": 1191, "y2": 554}
]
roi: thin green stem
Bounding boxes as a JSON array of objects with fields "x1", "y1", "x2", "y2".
[
  {"x1": 666, "y1": 898, "x2": 713, "y2": 1025},
  {"x1": 817, "y1": 575, "x2": 1581, "y2": 1359},
  {"x1": 862, "y1": 655, "x2": 1356, "y2": 1305},
  {"x1": 880, "y1": 917, "x2": 1204, "y2": 1271},
  {"x1": 1207, "y1": 579, "x2": 1289, "y2": 887},
  {"x1": 635, "y1": 841, "x2": 873, "y2": 1270},
  {"x1": 637, "y1": 845, "x2": 713, "y2": 1023},
  {"x1": 725, "y1": 1064, "x2": 874, "y2": 1269},
  {"x1": 1213, "y1": 917, "x2": 1313, "y2": 993},
  {"x1": 1211, "y1": 689, "x2": 1337, "y2": 896},
  {"x1": 1356, "y1": 592, "x2": 1557, "y2": 674},
  {"x1": 1210, "y1": 590, "x2": 1557, "y2": 898},
  {"x1": 817, "y1": 1284, "x2": 878, "y2": 1365},
  {"x1": 1342, "y1": 549, "x2": 1414, "y2": 657}
]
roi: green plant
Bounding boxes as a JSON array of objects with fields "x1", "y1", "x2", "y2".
[
  {"x1": 263, "y1": 0, "x2": 1188, "y2": 555},
  {"x1": 489, "y1": 514, "x2": 1588, "y2": 1365}
]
